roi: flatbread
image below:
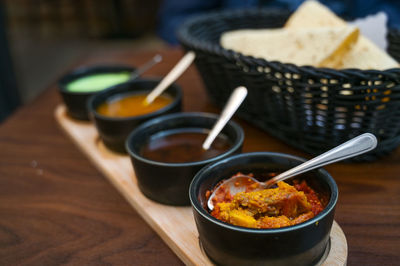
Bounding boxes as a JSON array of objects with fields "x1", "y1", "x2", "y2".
[
  {"x1": 221, "y1": 26, "x2": 359, "y2": 67},
  {"x1": 285, "y1": 0, "x2": 398, "y2": 69},
  {"x1": 285, "y1": 0, "x2": 347, "y2": 28}
]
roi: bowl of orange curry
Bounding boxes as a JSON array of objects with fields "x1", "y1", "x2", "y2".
[
  {"x1": 189, "y1": 152, "x2": 338, "y2": 266},
  {"x1": 87, "y1": 78, "x2": 182, "y2": 153}
]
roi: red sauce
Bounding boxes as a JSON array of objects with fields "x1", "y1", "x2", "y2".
[
  {"x1": 207, "y1": 172, "x2": 325, "y2": 229},
  {"x1": 293, "y1": 180, "x2": 324, "y2": 216}
]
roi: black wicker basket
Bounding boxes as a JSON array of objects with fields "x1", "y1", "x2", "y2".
[{"x1": 178, "y1": 8, "x2": 400, "y2": 161}]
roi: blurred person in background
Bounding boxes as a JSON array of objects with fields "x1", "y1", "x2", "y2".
[{"x1": 157, "y1": 0, "x2": 400, "y2": 45}]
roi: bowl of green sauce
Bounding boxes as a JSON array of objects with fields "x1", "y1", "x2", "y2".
[{"x1": 58, "y1": 65, "x2": 135, "y2": 120}]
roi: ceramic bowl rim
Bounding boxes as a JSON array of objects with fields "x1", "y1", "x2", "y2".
[
  {"x1": 125, "y1": 112, "x2": 244, "y2": 167},
  {"x1": 189, "y1": 151, "x2": 338, "y2": 234}
]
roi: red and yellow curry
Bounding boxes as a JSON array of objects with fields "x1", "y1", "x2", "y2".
[{"x1": 208, "y1": 173, "x2": 324, "y2": 229}]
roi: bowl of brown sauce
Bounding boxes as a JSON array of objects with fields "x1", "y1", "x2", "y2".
[
  {"x1": 88, "y1": 78, "x2": 182, "y2": 153},
  {"x1": 189, "y1": 152, "x2": 338, "y2": 266},
  {"x1": 125, "y1": 112, "x2": 244, "y2": 205}
]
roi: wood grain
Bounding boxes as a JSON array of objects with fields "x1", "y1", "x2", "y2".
[{"x1": 0, "y1": 49, "x2": 399, "y2": 265}]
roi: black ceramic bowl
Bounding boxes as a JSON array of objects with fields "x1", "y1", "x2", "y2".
[
  {"x1": 59, "y1": 65, "x2": 135, "y2": 120},
  {"x1": 190, "y1": 152, "x2": 338, "y2": 266},
  {"x1": 88, "y1": 78, "x2": 182, "y2": 153},
  {"x1": 125, "y1": 112, "x2": 244, "y2": 206}
]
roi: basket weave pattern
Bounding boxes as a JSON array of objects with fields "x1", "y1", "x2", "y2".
[{"x1": 178, "y1": 9, "x2": 400, "y2": 161}]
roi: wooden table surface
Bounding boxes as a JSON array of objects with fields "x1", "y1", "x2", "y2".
[{"x1": 1, "y1": 48, "x2": 399, "y2": 265}]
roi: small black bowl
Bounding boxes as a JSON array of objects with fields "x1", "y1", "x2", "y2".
[
  {"x1": 125, "y1": 112, "x2": 244, "y2": 206},
  {"x1": 190, "y1": 152, "x2": 338, "y2": 266},
  {"x1": 59, "y1": 65, "x2": 135, "y2": 120},
  {"x1": 88, "y1": 78, "x2": 182, "y2": 153}
]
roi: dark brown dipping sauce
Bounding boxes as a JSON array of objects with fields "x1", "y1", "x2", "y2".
[{"x1": 140, "y1": 131, "x2": 232, "y2": 163}]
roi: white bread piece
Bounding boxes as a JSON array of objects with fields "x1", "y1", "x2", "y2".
[
  {"x1": 221, "y1": 26, "x2": 359, "y2": 67},
  {"x1": 285, "y1": 0, "x2": 398, "y2": 69},
  {"x1": 285, "y1": 0, "x2": 347, "y2": 28},
  {"x1": 335, "y1": 35, "x2": 399, "y2": 69}
]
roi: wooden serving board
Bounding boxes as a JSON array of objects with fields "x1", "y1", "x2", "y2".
[{"x1": 55, "y1": 105, "x2": 347, "y2": 266}]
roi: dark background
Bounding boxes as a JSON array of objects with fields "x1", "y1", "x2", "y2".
[{"x1": 0, "y1": 0, "x2": 164, "y2": 122}]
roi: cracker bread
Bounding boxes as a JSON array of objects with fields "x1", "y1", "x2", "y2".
[
  {"x1": 285, "y1": 0, "x2": 347, "y2": 28},
  {"x1": 285, "y1": 0, "x2": 398, "y2": 69},
  {"x1": 335, "y1": 37, "x2": 399, "y2": 69},
  {"x1": 221, "y1": 26, "x2": 359, "y2": 67}
]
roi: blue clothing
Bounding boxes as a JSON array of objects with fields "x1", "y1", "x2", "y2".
[{"x1": 157, "y1": 0, "x2": 400, "y2": 45}]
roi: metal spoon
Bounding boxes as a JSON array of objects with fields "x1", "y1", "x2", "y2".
[
  {"x1": 202, "y1": 86, "x2": 248, "y2": 150},
  {"x1": 207, "y1": 133, "x2": 377, "y2": 210},
  {"x1": 130, "y1": 54, "x2": 162, "y2": 80},
  {"x1": 144, "y1": 51, "x2": 196, "y2": 105}
]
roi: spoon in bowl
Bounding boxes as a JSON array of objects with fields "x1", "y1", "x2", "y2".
[
  {"x1": 130, "y1": 54, "x2": 162, "y2": 80},
  {"x1": 202, "y1": 86, "x2": 248, "y2": 150},
  {"x1": 207, "y1": 133, "x2": 377, "y2": 210},
  {"x1": 144, "y1": 51, "x2": 196, "y2": 105}
]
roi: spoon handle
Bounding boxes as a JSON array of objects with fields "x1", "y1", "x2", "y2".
[
  {"x1": 145, "y1": 51, "x2": 195, "y2": 105},
  {"x1": 130, "y1": 54, "x2": 162, "y2": 80},
  {"x1": 265, "y1": 133, "x2": 377, "y2": 187},
  {"x1": 202, "y1": 86, "x2": 248, "y2": 150}
]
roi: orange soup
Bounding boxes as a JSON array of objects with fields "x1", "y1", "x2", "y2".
[{"x1": 97, "y1": 93, "x2": 173, "y2": 118}]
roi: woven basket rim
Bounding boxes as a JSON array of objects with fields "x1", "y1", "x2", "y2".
[{"x1": 177, "y1": 8, "x2": 400, "y2": 77}]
